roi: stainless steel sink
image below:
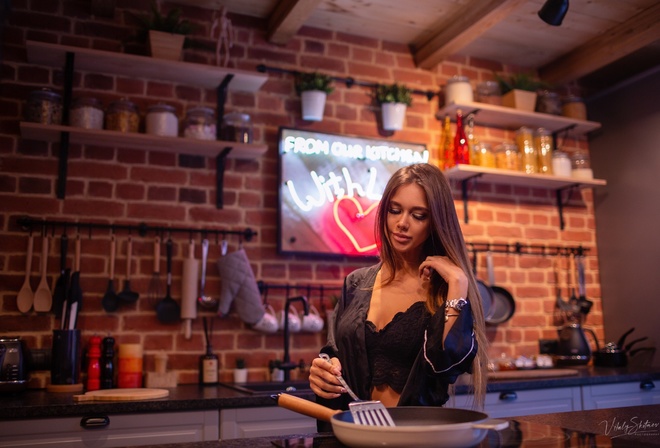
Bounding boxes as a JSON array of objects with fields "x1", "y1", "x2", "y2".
[{"x1": 220, "y1": 380, "x2": 312, "y2": 395}]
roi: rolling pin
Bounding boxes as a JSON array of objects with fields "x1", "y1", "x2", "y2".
[{"x1": 181, "y1": 240, "x2": 199, "y2": 339}]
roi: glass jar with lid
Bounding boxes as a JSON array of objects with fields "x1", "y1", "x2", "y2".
[
  {"x1": 444, "y1": 76, "x2": 473, "y2": 106},
  {"x1": 182, "y1": 107, "x2": 216, "y2": 140},
  {"x1": 535, "y1": 90, "x2": 562, "y2": 115},
  {"x1": 70, "y1": 97, "x2": 104, "y2": 129},
  {"x1": 146, "y1": 103, "x2": 178, "y2": 137},
  {"x1": 571, "y1": 150, "x2": 593, "y2": 179},
  {"x1": 106, "y1": 98, "x2": 140, "y2": 132},
  {"x1": 562, "y1": 96, "x2": 587, "y2": 120},
  {"x1": 534, "y1": 127, "x2": 553, "y2": 175},
  {"x1": 515, "y1": 126, "x2": 537, "y2": 174},
  {"x1": 25, "y1": 88, "x2": 62, "y2": 125},
  {"x1": 495, "y1": 143, "x2": 520, "y2": 171},
  {"x1": 552, "y1": 151, "x2": 572, "y2": 177},
  {"x1": 475, "y1": 81, "x2": 502, "y2": 105},
  {"x1": 474, "y1": 142, "x2": 495, "y2": 168},
  {"x1": 221, "y1": 112, "x2": 253, "y2": 143}
]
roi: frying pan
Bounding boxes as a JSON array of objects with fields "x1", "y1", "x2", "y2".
[
  {"x1": 471, "y1": 249, "x2": 494, "y2": 321},
  {"x1": 485, "y1": 251, "x2": 515, "y2": 325},
  {"x1": 277, "y1": 393, "x2": 507, "y2": 448}
]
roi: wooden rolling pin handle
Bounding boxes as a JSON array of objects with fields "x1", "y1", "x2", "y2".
[{"x1": 276, "y1": 393, "x2": 341, "y2": 422}]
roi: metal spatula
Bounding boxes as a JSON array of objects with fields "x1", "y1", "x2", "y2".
[{"x1": 319, "y1": 354, "x2": 395, "y2": 426}]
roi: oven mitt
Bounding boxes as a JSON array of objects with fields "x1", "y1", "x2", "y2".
[{"x1": 216, "y1": 249, "x2": 264, "y2": 325}]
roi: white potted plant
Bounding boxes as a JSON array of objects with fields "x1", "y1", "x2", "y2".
[
  {"x1": 295, "y1": 72, "x2": 334, "y2": 121},
  {"x1": 131, "y1": 2, "x2": 196, "y2": 61},
  {"x1": 375, "y1": 83, "x2": 412, "y2": 131},
  {"x1": 233, "y1": 358, "x2": 247, "y2": 383},
  {"x1": 496, "y1": 73, "x2": 547, "y2": 112}
]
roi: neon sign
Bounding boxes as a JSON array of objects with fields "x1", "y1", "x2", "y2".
[{"x1": 278, "y1": 128, "x2": 428, "y2": 257}]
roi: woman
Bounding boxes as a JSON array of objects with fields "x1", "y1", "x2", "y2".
[{"x1": 309, "y1": 163, "x2": 487, "y2": 417}]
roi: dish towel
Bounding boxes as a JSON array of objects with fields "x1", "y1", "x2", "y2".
[{"x1": 216, "y1": 249, "x2": 265, "y2": 325}]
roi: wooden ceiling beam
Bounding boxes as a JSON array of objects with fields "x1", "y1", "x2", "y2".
[
  {"x1": 412, "y1": 0, "x2": 528, "y2": 70},
  {"x1": 267, "y1": 0, "x2": 323, "y2": 45},
  {"x1": 539, "y1": 3, "x2": 660, "y2": 85}
]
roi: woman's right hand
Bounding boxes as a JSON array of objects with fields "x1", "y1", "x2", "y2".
[{"x1": 309, "y1": 356, "x2": 344, "y2": 398}]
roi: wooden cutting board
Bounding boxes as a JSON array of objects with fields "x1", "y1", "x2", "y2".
[
  {"x1": 73, "y1": 388, "x2": 170, "y2": 402},
  {"x1": 488, "y1": 368, "x2": 579, "y2": 380}
]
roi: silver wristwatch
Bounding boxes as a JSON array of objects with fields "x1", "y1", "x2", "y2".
[{"x1": 446, "y1": 297, "x2": 468, "y2": 311}]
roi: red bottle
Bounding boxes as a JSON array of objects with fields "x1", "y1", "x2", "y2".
[
  {"x1": 453, "y1": 109, "x2": 470, "y2": 165},
  {"x1": 86, "y1": 335, "x2": 102, "y2": 391}
]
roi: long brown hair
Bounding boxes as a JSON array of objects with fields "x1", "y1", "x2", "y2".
[{"x1": 375, "y1": 163, "x2": 487, "y2": 408}]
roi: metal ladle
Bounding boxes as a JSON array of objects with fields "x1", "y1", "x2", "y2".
[{"x1": 197, "y1": 238, "x2": 220, "y2": 309}]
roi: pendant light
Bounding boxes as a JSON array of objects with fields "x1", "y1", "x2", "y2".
[{"x1": 538, "y1": 0, "x2": 569, "y2": 26}]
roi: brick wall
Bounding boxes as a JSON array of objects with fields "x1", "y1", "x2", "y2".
[{"x1": 0, "y1": 1, "x2": 602, "y2": 388}]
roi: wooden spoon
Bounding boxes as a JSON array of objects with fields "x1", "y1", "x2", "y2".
[
  {"x1": 33, "y1": 235, "x2": 52, "y2": 312},
  {"x1": 17, "y1": 234, "x2": 34, "y2": 314}
]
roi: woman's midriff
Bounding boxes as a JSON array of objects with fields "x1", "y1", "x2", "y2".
[{"x1": 372, "y1": 384, "x2": 400, "y2": 407}]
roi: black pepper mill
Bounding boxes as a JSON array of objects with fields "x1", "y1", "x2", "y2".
[{"x1": 100, "y1": 336, "x2": 115, "y2": 389}]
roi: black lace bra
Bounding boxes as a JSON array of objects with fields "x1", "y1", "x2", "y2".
[{"x1": 365, "y1": 301, "x2": 430, "y2": 393}]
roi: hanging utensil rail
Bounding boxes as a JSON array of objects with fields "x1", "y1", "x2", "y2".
[{"x1": 466, "y1": 241, "x2": 588, "y2": 257}]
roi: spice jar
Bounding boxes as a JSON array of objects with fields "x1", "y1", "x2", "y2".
[
  {"x1": 534, "y1": 128, "x2": 553, "y2": 175},
  {"x1": 475, "y1": 81, "x2": 502, "y2": 105},
  {"x1": 562, "y1": 96, "x2": 587, "y2": 120},
  {"x1": 106, "y1": 98, "x2": 139, "y2": 132},
  {"x1": 25, "y1": 88, "x2": 62, "y2": 125},
  {"x1": 182, "y1": 107, "x2": 216, "y2": 140},
  {"x1": 495, "y1": 143, "x2": 520, "y2": 171},
  {"x1": 535, "y1": 90, "x2": 562, "y2": 115},
  {"x1": 474, "y1": 142, "x2": 495, "y2": 168},
  {"x1": 552, "y1": 151, "x2": 572, "y2": 177},
  {"x1": 444, "y1": 76, "x2": 473, "y2": 106},
  {"x1": 70, "y1": 97, "x2": 104, "y2": 130},
  {"x1": 221, "y1": 112, "x2": 253, "y2": 143},
  {"x1": 571, "y1": 150, "x2": 593, "y2": 179},
  {"x1": 146, "y1": 104, "x2": 178, "y2": 137},
  {"x1": 516, "y1": 126, "x2": 537, "y2": 174}
]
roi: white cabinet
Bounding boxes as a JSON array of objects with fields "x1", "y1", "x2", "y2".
[
  {"x1": 452, "y1": 386, "x2": 582, "y2": 418},
  {"x1": 582, "y1": 380, "x2": 660, "y2": 410},
  {"x1": 0, "y1": 410, "x2": 218, "y2": 448},
  {"x1": 220, "y1": 406, "x2": 317, "y2": 439}
]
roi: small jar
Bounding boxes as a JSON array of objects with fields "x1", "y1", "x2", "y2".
[
  {"x1": 495, "y1": 143, "x2": 520, "y2": 171},
  {"x1": 535, "y1": 90, "x2": 562, "y2": 115},
  {"x1": 146, "y1": 104, "x2": 178, "y2": 137},
  {"x1": 475, "y1": 81, "x2": 502, "y2": 105},
  {"x1": 562, "y1": 96, "x2": 587, "y2": 120},
  {"x1": 571, "y1": 150, "x2": 593, "y2": 179},
  {"x1": 182, "y1": 107, "x2": 216, "y2": 140},
  {"x1": 552, "y1": 151, "x2": 572, "y2": 177},
  {"x1": 25, "y1": 88, "x2": 62, "y2": 125},
  {"x1": 221, "y1": 112, "x2": 253, "y2": 143},
  {"x1": 534, "y1": 128, "x2": 553, "y2": 175},
  {"x1": 516, "y1": 126, "x2": 537, "y2": 174},
  {"x1": 444, "y1": 76, "x2": 473, "y2": 106},
  {"x1": 474, "y1": 142, "x2": 495, "y2": 168},
  {"x1": 70, "y1": 97, "x2": 104, "y2": 130},
  {"x1": 106, "y1": 98, "x2": 139, "y2": 132}
]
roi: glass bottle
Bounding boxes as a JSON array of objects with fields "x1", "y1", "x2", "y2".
[
  {"x1": 516, "y1": 126, "x2": 537, "y2": 174},
  {"x1": 465, "y1": 113, "x2": 479, "y2": 166},
  {"x1": 453, "y1": 109, "x2": 470, "y2": 165},
  {"x1": 534, "y1": 128, "x2": 553, "y2": 175},
  {"x1": 439, "y1": 114, "x2": 454, "y2": 170}
]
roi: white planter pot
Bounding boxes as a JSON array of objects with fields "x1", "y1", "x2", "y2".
[
  {"x1": 502, "y1": 89, "x2": 537, "y2": 112},
  {"x1": 233, "y1": 368, "x2": 248, "y2": 383},
  {"x1": 381, "y1": 102, "x2": 407, "y2": 131},
  {"x1": 149, "y1": 30, "x2": 185, "y2": 61},
  {"x1": 300, "y1": 90, "x2": 327, "y2": 121}
]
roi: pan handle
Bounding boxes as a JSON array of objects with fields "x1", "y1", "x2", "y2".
[{"x1": 276, "y1": 393, "x2": 341, "y2": 422}]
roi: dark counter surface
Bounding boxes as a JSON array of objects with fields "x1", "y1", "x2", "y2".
[{"x1": 0, "y1": 366, "x2": 657, "y2": 420}]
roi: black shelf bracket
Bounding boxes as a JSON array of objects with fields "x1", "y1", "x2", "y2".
[
  {"x1": 216, "y1": 147, "x2": 233, "y2": 209},
  {"x1": 556, "y1": 183, "x2": 579, "y2": 230},
  {"x1": 459, "y1": 173, "x2": 483, "y2": 224},
  {"x1": 56, "y1": 50, "x2": 75, "y2": 199},
  {"x1": 214, "y1": 74, "x2": 235, "y2": 209}
]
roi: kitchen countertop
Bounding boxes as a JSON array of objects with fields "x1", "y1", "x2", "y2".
[{"x1": 0, "y1": 366, "x2": 657, "y2": 420}]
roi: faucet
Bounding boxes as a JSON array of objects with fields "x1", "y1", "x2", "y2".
[{"x1": 280, "y1": 295, "x2": 309, "y2": 381}]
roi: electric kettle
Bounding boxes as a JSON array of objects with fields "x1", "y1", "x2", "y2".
[{"x1": 555, "y1": 322, "x2": 597, "y2": 366}]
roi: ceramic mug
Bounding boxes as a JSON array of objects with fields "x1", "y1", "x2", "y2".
[
  {"x1": 277, "y1": 305, "x2": 301, "y2": 332},
  {"x1": 251, "y1": 304, "x2": 279, "y2": 334},
  {"x1": 301, "y1": 305, "x2": 324, "y2": 333}
]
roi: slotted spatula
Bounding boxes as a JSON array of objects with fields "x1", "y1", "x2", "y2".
[{"x1": 319, "y1": 353, "x2": 395, "y2": 426}]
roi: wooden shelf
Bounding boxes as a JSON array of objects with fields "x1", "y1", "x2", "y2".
[
  {"x1": 26, "y1": 41, "x2": 267, "y2": 91},
  {"x1": 438, "y1": 101, "x2": 601, "y2": 135},
  {"x1": 20, "y1": 122, "x2": 268, "y2": 160}
]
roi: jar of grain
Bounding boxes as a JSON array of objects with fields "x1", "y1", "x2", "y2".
[
  {"x1": 495, "y1": 143, "x2": 520, "y2": 171},
  {"x1": 70, "y1": 97, "x2": 104, "y2": 129},
  {"x1": 552, "y1": 151, "x2": 572, "y2": 177},
  {"x1": 562, "y1": 96, "x2": 587, "y2": 120},
  {"x1": 444, "y1": 76, "x2": 473, "y2": 106},
  {"x1": 534, "y1": 128, "x2": 553, "y2": 175},
  {"x1": 146, "y1": 103, "x2": 178, "y2": 137},
  {"x1": 474, "y1": 142, "x2": 495, "y2": 168},
  {"x1": 535, "y1": 90, "x2": 562, "y2": 115},
  {"x1": 571, "y1": 150, "x2": 593, "y2": 180},
  {"x1": 516, "y1": 126, "x2": 537, "y2": 174},
  {"x1": 106, "y1": 98, "x2": 139, "y2": 132},
  {"x1": 221, "y1": 112, "x2": 253, "y2": 143},
  {"x1": 475, "y1": 81, "x2": 502, "y2": 105},
  {"x1": 25, "y1": 88, "x2": 62, "y2": 125},
  {"x1": 182, "y1": 107, "x2": 216, "y2": 140}
]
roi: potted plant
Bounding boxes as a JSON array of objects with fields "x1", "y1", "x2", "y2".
[
  {"x1": 295, "y1": 72, "x2": 334, "y2": 121},
  {"x1": 375, "y1": 83, "x2": 412, "y2": 131},
  {"x1": 495, "y1": 73, "x2": 547, "y2": 112},
  {"x1": 233, "y1": 358, "x2": 247, "y2": 383},
  {"x1": 131, "y1": 2, "x2": 196, "y2": 61}
]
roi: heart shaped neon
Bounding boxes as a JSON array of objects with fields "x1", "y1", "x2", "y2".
[{"x1": 333, "y1": 196, "x2": 379, "y2": 253}]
